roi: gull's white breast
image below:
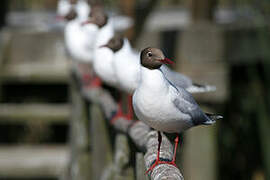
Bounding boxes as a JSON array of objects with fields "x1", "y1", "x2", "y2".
[
  {"x1": 113, "y1": 40, "x2": 140, "y2": 94},
  {"x1": 94, "y1": 21, "x2": 114, "y2": 48},
  {"x1": 133, "y1": 67, "x2": 192, "y2": 133},
  {"x1": 93, "y1": 47, "x2": 118, "y2": 86},
  {"x1": 65, "y1": 19, "x2": 97, "y2": 63}
]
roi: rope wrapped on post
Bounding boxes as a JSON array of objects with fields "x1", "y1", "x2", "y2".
[{"x1": 74, "y1": 66, "x2": 184, "y2": 180}]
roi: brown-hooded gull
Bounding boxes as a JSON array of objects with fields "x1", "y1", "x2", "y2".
[
  {"x1": 57, "y1": 0, "x2": 90, "y2": 22},
  {"x1": 132, "y1": 47, "x2": 223, "y2": 173},
  {"x1": 82, "y1": 7, "x2": 115, "y2": 88}
]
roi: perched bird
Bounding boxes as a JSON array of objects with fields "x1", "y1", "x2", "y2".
[
  {"x1": 82, "y1": 8, "x2": 115, "y2": 88},
  {"x1": 64, "y1": 11, "x2": 98, "y2": 63},
  {"x1": 56, "y1": 0, "x2": 72, "y2": 20},
  {"x1": 96, "y1": 36, "x2": 137, "y2": 122},
  {"x1": 64, "y1": 3, "x2": 96, "y2": 63},
  {"x1": 63, "y1": 2, "x2": 101, "y2": 88},
  {"x1": 56, "y1": 0, "x2": 90, "y2": 22},
  {"x1": 84, "y1": 7, "x2": 115, "y2": 48},
  {"x1": 132, "y1": 47, "x2": 222, "y2": 173},
  {"x1": 103, "y1": 36, "x2": 139, "y2": 121}
]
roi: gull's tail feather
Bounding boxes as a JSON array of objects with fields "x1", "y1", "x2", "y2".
[
  {"x1": 186, "y1": 83, "x2": 216, "y2": 93},
  {"x1": 203, "y1": 113, "x2": 223, "y2": 125}
]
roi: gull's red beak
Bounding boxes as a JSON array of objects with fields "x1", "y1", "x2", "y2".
[
  {"x1": 99, "y1": 44, "x2": 107, "y2": 48},
  {"x1": 159, "y1": 58, "x2": 174, "y2": 64},
  {"x1": 81, "y1": 19, "x2": 94, "y2": 26},
  {"x1": 56, "y1": 15, "x2": 65, "y2": 21}
]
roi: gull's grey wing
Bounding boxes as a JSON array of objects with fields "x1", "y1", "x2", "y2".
[
  {"x1": 172, "y1": 87, "x2": 210, "y2": 126},
  {"x1": 161, "y1": 65, "x2": 216, "y2": 93},
  {"x1": 161, "y1": 65, "x2": 192, "y2": 89}
]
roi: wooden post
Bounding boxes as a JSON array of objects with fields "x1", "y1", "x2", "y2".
[
  {"x1": 136, "y1": 153, "x2": 149, "y2": 180},
  {"x1": 69, "y1": 72, "x2": 92, "y2": 180},
  {"x1": 90, "y1": 104, "x2": 113, "y2": 180},
  {"x1": 249, "y1": 69, "x2": 270, "y2": 180},
  {"x1": 101, "y1": 134, "x2": 134, "y2": 180}
]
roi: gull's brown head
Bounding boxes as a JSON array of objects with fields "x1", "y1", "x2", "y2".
[
  {"x1": 140, "y1": 47, "x2": 173, "y2": 70},
  {"x1": 65, "y1": 8, "x2": 77, "y2": 21},
  {"x1": 82, "y1": 6, "x2": 107, "y2": 28},
  {"x1": 100, "y1": 35, "x2": 124, "y2": 53},
  {"x1": 70, "y1": 0, "x2": 77, "y2": 5}
]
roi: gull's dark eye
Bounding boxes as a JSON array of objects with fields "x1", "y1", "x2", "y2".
[{"x1": 147, "y1": 52, "x2": 152, "y2": 57}]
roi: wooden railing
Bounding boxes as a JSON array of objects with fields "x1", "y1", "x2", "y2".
[{"x1": 69, "y1": 64, "x2": 184, "y2": 180}]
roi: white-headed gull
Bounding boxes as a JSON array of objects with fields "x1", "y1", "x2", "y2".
[{"x1": 132, "y1": 47, "x2": 222, "y2": 173}]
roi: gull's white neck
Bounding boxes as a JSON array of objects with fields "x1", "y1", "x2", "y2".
[
  {"x1": 139, "y1": 67, "x2": 169, "y2": 94},
  {"x1": 95, "y1": 20, "x2": 114, "y2": 48},
  {"x1": 115, "y1": 39, "x2": 132, "y2": 58}
]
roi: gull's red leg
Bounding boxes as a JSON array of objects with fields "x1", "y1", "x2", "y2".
[
  {"x1": 145, "y1": 133, "x2": 179, "y2": 174},
  {"x1": 78, "y1": 64, "x2": 93, "y2": 88},
  {"x1": 126, "y1": 95, "x2": 134, "y2": 120},
  {"x1": 145, "y1": 131, "x2": 162, "y2": 174},
  {"x1": 89, "y1": 75, "x2": 102, "y2": 88},
  {"x1": 172, "y1": 135, "x2": 179, "y2": 164}
]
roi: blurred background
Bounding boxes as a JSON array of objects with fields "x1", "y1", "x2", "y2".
[{"x1": 0, "y1": 0, "x2": 270, "y2": 180}]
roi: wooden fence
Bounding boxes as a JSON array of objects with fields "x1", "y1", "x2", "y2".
[{"x1": 69, "y1": 64, "x2": 184, "y2": 180}]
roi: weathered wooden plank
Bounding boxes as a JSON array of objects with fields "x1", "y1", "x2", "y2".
[
  {"x1": 0, "y1": 29, "x2": 11, "y2": 100},
  {"x1": 0, "y1": 63, "x2": 69, "y2": 83},
  {"x1": 0, "y1": 29, "x2": 11, "y2": 66},
  {"x1": 0, "y1": 103, "x2": 69, "y2": 123},
  {"x1": 0, "y1": 145, "x2": 68, "y2": 178},
  {"x1": 0, "y1": 30, "x2": 69, "y2": 83}
]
